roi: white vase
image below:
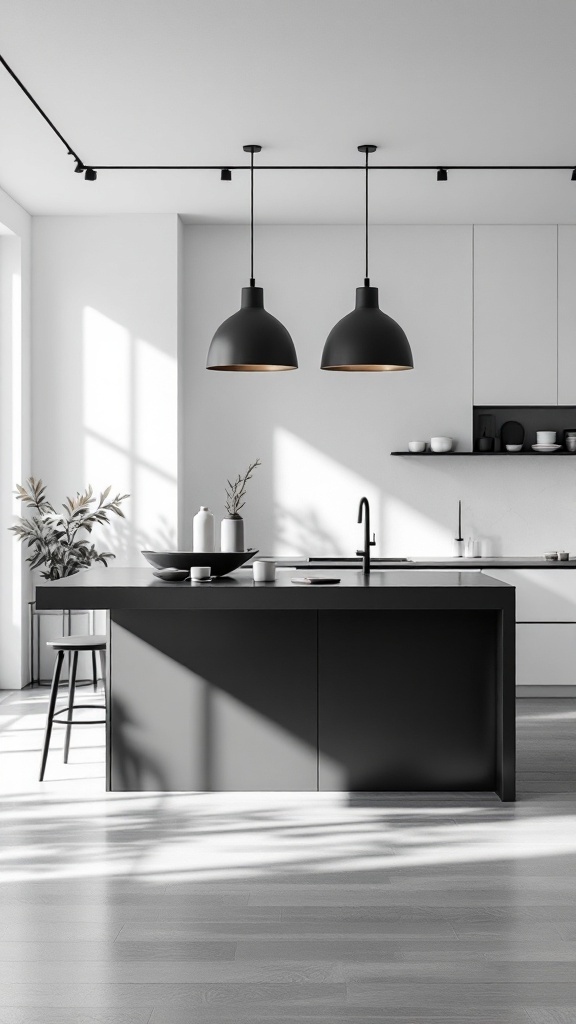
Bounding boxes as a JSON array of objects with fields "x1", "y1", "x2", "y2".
[
  {"x1": 221, "y1": 517, "x2": 244, "y2": 552},
  {"x1": 193, "y1": 507, "x2": 214, "y2": 552}
]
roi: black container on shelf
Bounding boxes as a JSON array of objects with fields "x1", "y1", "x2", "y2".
[
  {"x1": 477, "y1": 436, "x2": 494, "y2": 452},
  {"x1": 500, "y1": 420, "x2": 525, "y2": 449}
]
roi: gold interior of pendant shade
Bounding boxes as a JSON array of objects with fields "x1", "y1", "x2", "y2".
[
  {"x1": 322, "y1": 364, "x2": 413, "y2": 371},
  {"x1": 208, "y1": 364, "x2": 297, "y2": 371}
]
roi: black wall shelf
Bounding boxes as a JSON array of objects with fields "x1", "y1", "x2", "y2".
[{"x1": 391, "y1": 451, "x2": 576, "y2": 457}]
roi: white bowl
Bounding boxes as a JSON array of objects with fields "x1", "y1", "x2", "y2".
[
  {"x1": 536, "y1": 431, "x2": 556, "y2": 444},
  {"x1": 430, "y1": 436, "x2": 454, "y2": 453},
  {"x1": 506, "y1": 444, "x2": 523, "y2": 452},
  {"x1": 408, "y1": 441, "x2": 426, "y2": 453}
]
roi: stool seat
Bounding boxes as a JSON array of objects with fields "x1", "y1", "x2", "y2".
[{"x1": 46, "y1": 634, "x2": 106, "y2": 651}]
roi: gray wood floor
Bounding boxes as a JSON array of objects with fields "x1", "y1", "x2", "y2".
[{"x1": 0, "y1": 690, "x2": 575, "y2": 1023}]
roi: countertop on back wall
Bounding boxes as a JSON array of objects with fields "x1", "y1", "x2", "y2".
[{"x1": 243, "y1": 556, "x2": 576, "y2": 570}]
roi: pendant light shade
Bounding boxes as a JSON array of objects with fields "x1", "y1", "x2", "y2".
[
  {"x1": 207, "y1": 145, "x2": 297, "y2": 371},
  {"x1": 322, "y1": 285, "x2": 413, "y2": 371},
  {"x1": 321, "y1": 145, "x2": 414, "y2": 372},
  {"x1": 207, "y1": 286, "x2": 297, "y2": 371}
]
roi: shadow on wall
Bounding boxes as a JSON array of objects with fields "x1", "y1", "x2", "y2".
[
  {"x1": 99, "y1": 513, "x2": 176, "y2": 567},
  {"x1": 274, "y1": 504, "x2": 342, "y2": 558},
  {"x1": 272, "y1": 425, "x2": 458, "y2": 557},
  {"x1": 82, "y1": 306, "x2": 177, "y2": 563}
]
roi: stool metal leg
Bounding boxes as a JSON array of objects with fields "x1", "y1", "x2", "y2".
[
  {"x1": 39, "y1": 650, "x2": 65, "y2": 782},
  {"x1": 63, "y1": 651, "x2": 78, "y2": 764},
  {"x1": 91, "y1": 650, "x2": 98, "y2": 692}
]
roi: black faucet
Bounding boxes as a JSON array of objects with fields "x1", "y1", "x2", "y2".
[{"x1": 356, "y1": 496, "x2": 376, "y2": 574}]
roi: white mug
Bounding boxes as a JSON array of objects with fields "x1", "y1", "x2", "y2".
[
  {"x1": 191, "y1": 565, "x2": 211, "y2": 581},
  {"x1": 253, "y1": 559, "x2": 276, "y2": 582},
  {"x1": 536, "y1": 431, "x2": 556, "y2": 444}
]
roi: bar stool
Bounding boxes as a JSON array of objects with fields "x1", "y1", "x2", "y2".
[{"x1": 39, "y1": 635, "x2": 107, "y2": 782}]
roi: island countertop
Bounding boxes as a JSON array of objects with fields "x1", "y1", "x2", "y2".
[{"x1": 35, "y1": 565, "x2": 513, "y2": 612}]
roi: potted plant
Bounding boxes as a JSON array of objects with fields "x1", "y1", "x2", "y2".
[
  {"x1": 11, "y1": 477, "x2": 129, "y2": 579},
  {"x1": 10, "y1": 478, "x2": 129, "y2": 683},
  {"x1": 221, "y1": 459, "x2": 261, "y2": 552}
]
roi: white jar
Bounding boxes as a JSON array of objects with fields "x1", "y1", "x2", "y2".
[{"x1": 193, "y1": 506, "x2": 214, "y2": 552}]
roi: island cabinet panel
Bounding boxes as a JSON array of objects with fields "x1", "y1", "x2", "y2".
[
  {"x1": 110, "y1": 610, "x2": 318, "y2": 792},
  {"x1": 317, "y1": 610, "x2": 498, "y2": 792}
]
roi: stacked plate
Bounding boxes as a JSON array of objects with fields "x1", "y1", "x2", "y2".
[{"x1": 532, "y1": 443, "x2": 562, "y2": 453}]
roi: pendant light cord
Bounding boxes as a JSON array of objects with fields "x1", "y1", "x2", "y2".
[
  {"x1": 364, "y1": 148, "x2": 370, "y2": 287},
  {"x1": 250, "y1": 148, "x2": 255, "y2": 287}
]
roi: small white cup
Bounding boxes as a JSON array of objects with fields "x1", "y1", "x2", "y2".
[
  {"x1": 191, "y1": 565, "x2": 211, "y2": 581},
  {"x1": 536, "y1": 431, "x2": 556, "y2": 444},
  {"x1": 408, "y1": 441, "x2": 426, "y2": 453},
  {"x1": 253, "y1": 559, "x2": 276, "y2": 582}
]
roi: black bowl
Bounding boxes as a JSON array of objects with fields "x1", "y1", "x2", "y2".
[{"x1": 142, "y1": 549, "x2": 258, "y2": 577}]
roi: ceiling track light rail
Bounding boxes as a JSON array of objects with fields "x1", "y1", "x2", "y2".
[{"x1": 91, "y1": 164, "x2": 576, "y2": 172}]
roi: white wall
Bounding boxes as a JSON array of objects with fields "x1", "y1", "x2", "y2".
[
  {"x1": 183, "y1": 224, "x2": 576, "y2": 558},
  {"x1": 0, "y1": 187, "x2": 31, "y2": 688},
  {"x1": 32, "y1": 215, "x2": 180, "y2": 567}
]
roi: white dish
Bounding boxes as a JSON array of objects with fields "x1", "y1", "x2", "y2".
[
  {"x1": 153, "y1": 568, "x2": 189, "y2": 582},
  {"x1": 408, "y1": 440, "x2": 426, "y2": 453},
  {"x1": 532, "y1": 444, "x2": 561, "y2": 452},
  {"x1": 505, "y1": 444, "x2": 523, "y2": 452}
]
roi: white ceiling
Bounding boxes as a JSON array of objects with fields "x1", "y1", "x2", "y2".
[{"x1": 1, "y1": 0, "x2": 576, "y2": 223}]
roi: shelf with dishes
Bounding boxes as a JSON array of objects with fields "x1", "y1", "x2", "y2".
[
  {"x1": 392, "y1": 406, "x2": 576, "y2": 456},
  {"x1": 391, "y1": 450, "x2": 576, "y2": 456}
]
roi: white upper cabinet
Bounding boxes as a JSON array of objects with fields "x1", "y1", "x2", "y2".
[
  {"x1": 558, "y1": 226, "x2": 576, "y2": 405},
  {"x1": 473, "y1": 226, "x2": 558, "y2": 405}
]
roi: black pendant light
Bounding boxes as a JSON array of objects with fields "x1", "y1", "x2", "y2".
[
  {"x1": 207, "y1": 145, "x2": 298, "y2": 371},
  {"x1": 321, "y1": 145, "x2": 414, "y2": 372}
]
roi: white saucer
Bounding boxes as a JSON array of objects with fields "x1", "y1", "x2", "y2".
[{"x1": 532, "y1": 443, "x2": 561, "y2": 452}]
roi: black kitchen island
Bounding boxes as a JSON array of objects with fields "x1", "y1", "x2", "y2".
[{"x1": 36, "y1": 568, "x2": 515, "y2": 800}]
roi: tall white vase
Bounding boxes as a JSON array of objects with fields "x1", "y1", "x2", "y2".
[
  {"x1": 193, "y1": 506, "x2": 214, "y2": 552},
  {"x1": 221, "y1": 516, "x2": 244, "y2": 552}
]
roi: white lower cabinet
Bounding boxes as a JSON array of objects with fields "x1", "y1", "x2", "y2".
[
  {"x1": 516, "y1": 624, "x2": 576, "y2": 688},
  {"x1": 484, "y1": 569, "x2": 576, "y2": 621},
  {"x1": 484, "y1": 569, "x2": 576, "y2": 690}
]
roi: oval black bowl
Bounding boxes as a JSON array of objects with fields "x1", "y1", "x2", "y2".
[{"x1": 142, "y1": 549, "x2": 258, "y2": 577}]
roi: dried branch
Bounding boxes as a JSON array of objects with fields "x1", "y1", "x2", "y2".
[{"x1": 224, "y1": 459, "x2": 261, "y2": 517}]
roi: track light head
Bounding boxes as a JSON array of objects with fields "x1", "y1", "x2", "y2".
[
  {"x1": 84, "y1": 167, "x2": 97, "y2": 181},
  {"x1": 437, "y1": 168, "x2": 448, "y2": 182},
  {"x1": 221, "y1": 168, "x2": 232, "y2": 181},
  {"x1": 74, "y1": 159, "x2": 85, "y2": 174},
  {"x1": 571, "y1": 169, "x2": 576, "y2": 181}
]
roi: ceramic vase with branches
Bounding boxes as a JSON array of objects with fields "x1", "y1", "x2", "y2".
[{"x1": 221, "y1": 459, "x2": 261, "y2": 552}]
